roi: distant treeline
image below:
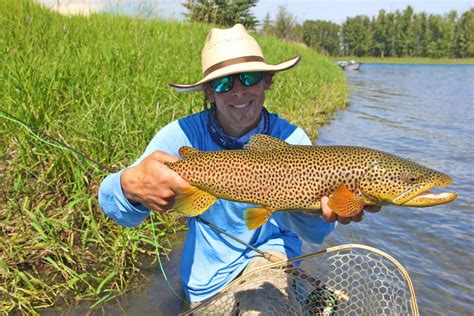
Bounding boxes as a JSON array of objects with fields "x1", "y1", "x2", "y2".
[
  {"x1": 261, "y1": 5, "x2": 474, "y2": 58},
  {"x1": 184, "y1": 1, "x2": 473, "y2": 58}
]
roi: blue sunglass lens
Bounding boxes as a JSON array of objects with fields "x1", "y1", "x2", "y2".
[
  {"x1": 210, "y1": 72, "x2": 263, "y2": 93},
  {"x1": 239, "y1": 72, "x2": 263, "y2": 86},
  {"x1": 210, "y1": 76, "x2": 234, "y2": 93}
]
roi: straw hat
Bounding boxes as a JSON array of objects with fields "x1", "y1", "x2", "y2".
[{"x1": 169, "y1": 24, "x2": 301, "y2": 92}]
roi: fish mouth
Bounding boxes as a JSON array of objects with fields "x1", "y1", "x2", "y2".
[
  {"x1": 402, "y1": 191, "x2": 457, "y2": 206},
  {"x1": 394, "y1": 178, "x2": 457, "y2": 207}
]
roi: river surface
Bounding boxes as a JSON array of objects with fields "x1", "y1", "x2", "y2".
[
  {"x1": 59, "y1": 64, "x2": 473, "y2": 315},
  {"x1": 310, "y1": 64, "x2": 474, "y2": 315}
]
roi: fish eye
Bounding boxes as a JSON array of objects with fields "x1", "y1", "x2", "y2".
[{"x1": 403, "y1": 173, "x2": 422, "y2": 183}]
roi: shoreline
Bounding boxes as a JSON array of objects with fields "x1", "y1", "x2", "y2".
[{"x1": 332, "y1": 57, "x2": 474, "y2": 65}]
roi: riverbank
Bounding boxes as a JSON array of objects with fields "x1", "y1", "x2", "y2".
[
  {"x1": 0, "y1": 0, "x2": 347, "y2": 314},
  {"x1": 334, "y1": 56, "x2": 474, "y2": 64}
]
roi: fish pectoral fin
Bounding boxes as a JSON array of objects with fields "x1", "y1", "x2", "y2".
[
  {"x1": 327, "y1": 184, "x2": 365, "y2": 217},
  {"x1": 244, "y1": 207, "x2": 274, "y2": 230},
  {"x1": 179, "y1": 146, "x2": 200, "y2": 159},
  {"x1": 174, "y1": 185, "x2": 217, "y2": 216}
]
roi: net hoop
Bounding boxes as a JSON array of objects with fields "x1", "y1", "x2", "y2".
[{"x1": 185, "y1": 243, "x2": 419, "y2": 315}]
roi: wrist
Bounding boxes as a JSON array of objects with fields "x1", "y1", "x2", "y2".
[{"x1": 121, "y1": 168, "x2": 140, "y2": 204}]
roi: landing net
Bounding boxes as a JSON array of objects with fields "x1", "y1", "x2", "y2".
[{"x1": 184, "y1": 244, "x2": 419, "y2": 315}]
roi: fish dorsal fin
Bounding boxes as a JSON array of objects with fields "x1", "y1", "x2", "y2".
[
  {"x1": 179, "y1": 146, "x2": 199, "y2": 159},
  {"x1": 244, "y1": 134, "x2": 289, "y2": 151}
]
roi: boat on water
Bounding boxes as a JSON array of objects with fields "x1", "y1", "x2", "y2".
[{"x1": 337, "y1": 60, "x2": 361, "y2": 71}]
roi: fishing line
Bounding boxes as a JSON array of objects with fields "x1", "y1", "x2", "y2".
[
  {"x1": 196, "y1": 217, "x2": 280, "y2": 263},
  {"x1": 0, "y1": 108, "x2": 114, "y2": 173},
  {"x1": 0, "y1": 108, "x2": 188, "y2": 306},
  {"x1": 150, "y1": 217, "x2": 190, "y2": 307},
  {"x1": 1, "y1": 108, "x2": 283, "y2": 306}
]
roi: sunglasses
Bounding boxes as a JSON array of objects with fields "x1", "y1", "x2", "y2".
[{"x1": 209, "y1": 72, "x2": 264, "y2": 93}]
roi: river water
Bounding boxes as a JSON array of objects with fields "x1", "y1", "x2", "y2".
[
  {"x1": 60, "y1": 64, "x2": 473, "y2": 315},
  {"x1": 310, "y1": 64, "x2": 474, "y2": 315}
]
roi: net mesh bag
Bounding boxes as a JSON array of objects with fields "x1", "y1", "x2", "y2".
[{"x1": 184, "y1": 244, "x2": 418, "y2": 315}]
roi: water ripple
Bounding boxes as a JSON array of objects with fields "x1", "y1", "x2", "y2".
[{"x1": 311, "y1": 64, "x2": 474, "y2": 315}]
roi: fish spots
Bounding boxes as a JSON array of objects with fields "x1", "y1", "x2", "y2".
[
  {"x1": 171, "y1": 145, "x2": 377, "y2": 209},
  {"x1": 166, "y1": 139, "x2": 452, "y2": 213}
]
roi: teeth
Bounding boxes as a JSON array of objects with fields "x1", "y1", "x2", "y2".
[{"x1": 233, "y1": 102, "x2": 249, "y2": 108}]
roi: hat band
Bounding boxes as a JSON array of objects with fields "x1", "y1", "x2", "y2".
[{"x1": 203, "y1": 56, "x2": 265, "y2": 77}]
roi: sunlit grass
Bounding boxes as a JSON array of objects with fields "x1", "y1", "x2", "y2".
[{"x1": 0, "y1": 0, "x2": 347, "y2": 313}]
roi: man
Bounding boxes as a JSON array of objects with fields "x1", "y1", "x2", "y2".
[{"x1": 98, "y1": 24, "x2": 378, "y2": 309}]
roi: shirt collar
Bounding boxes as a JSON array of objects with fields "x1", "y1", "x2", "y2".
[{"x1": 207, "y1": 106, "x2": 270, "y2": 149}]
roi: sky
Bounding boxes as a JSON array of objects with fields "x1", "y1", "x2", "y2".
[
  {"x1": 253, "y1": 0, "x2": 473, "y2": 24},
  {"x1": 38, "y1": 0, "x2": 473, "y2": 23}
]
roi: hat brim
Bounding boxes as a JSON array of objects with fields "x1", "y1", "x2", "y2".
[{"x1": 169, "y1": 55, "x2": 301, "y2": 92}]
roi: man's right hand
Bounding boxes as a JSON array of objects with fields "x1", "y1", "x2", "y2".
[{"x1": 120, "y1": 151, "x2": 189, "y2": 211}]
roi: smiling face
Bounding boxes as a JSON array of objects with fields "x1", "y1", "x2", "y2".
[{"x1": 205, "y1": 73, "x2": 273, "y2": 138}]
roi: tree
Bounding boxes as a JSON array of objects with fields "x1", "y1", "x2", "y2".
[
  {"x1": 273, "y1": 5, "x2": 296, "y2": 39},
  {"x1": 372, "y1": 10, "x2": 388, "y2": 57},
  {"x1": 442, "y1": 10, "x2": 458, "y2": 58},
  {"x1": 400, "y1": 5, "x2": 415, "y2": 56},
  {"x1": 410, "y1": 13, "x2": 422, "y2": 56},
  {"x1": 427, "y1": 14, "x2": 449, "y2": 58},
  {"x1": 341, "y1": 15, "x2": 371, "y2": 56},
  {"x1": 455, "y1": 9, "x2": 474, "y2": 57},
  {"x1": 303, "y1": 20, "x2": 340, "y2": 55},
  {"x1": 418, "y1": 12, "x2": 431, "y2": 56},
  {"x1": 183, "y1": 0, "x2": 259, "y2": 30},
  {"x1": 289, "y1": 23, "x2": 304, "y2": 42},
  {"x1": 260, "y1": 12, "x2": 274, "y2": 36},
  {"x1": 336, "y1": 7, "x2": 468, "y2": 58},
  {"x1": 392, "y1": 10, "x2": 404, "y2": 57}
]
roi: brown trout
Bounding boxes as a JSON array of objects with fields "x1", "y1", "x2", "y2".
[{"x1": 166, "y1": 134, "x2": 457, "y2": 230}]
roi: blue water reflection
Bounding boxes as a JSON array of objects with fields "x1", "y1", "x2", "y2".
[{"x1": 309, "y1": 63, "x2": 474, "y2": 315}]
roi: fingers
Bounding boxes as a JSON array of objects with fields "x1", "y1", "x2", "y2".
[
  {"x1": 321, "y1": 196, "x2": 337, "y2": 222},
  {"x1": 321, "y1": 196, "x2": 376, "y2": 225},
  {"x1": 337, "y1": 216, "x2": 352, "y2": 225},
  {"x1": 149, "y1": 151, "x2": 190, "y2": 188},
  {"x1": 148, "y1": 150, "x2": 180, "y2": 163},
  {"x1": 121, "y1": 150, "x2": 190, "y2": 211},
  {"x1": 146, "y1": 151, "x2": 190, "y2": 188},
  {"x1": 350, "y1": 210, "x2": 364, "y2": 222},
  {"x1": 364, "y1": 205, "x2": 381, "y2": 213},
  {"x1": 142, "y1": 196, "x2": 176, "y2": 212}
]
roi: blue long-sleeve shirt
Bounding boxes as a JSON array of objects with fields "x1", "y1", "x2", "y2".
[{"x1": 98, "y1": 109, "x2": 336, "y2": 302}]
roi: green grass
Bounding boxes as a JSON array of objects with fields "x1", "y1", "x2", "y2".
[
  {"x1": 0, "y1": 0, "x2": 347, "y2": 313},
  {"x1": 334, "y1": 56, "x2": 474, "y2": 64}
]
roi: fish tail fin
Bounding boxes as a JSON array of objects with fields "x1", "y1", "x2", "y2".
[
  {"x1": 244, "y1": 207, "x2": 272, "y2": 230},
  {"x1": 174, "y1": 185, "x2": 217, "y2": 216},
  {"x1": 328, "y1": 184, "x2": 365, "y2": 217}
]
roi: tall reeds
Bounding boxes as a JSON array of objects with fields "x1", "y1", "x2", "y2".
[{"x1": 0, "y1": 0, "x2": 347, "y2": 313}]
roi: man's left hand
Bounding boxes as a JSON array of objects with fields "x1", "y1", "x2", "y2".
[{"x1": 320, "y1": 196, "x2": 381, "y2": 224}]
